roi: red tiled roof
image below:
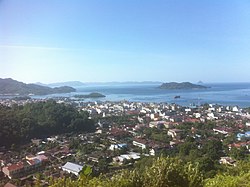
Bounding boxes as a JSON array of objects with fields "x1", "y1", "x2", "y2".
[
  {"x1": 4, "y1": 182, "x2": 17, "y2": 187},
  {"x1": 6, "y1": 162, "x2": 24, "y2": 171},
  {"x1": 185, "y1": 118, "x2": 200, "y2": 123},
  {"x1": 133, "y1": 138, "x2": 147, "y2": 145}
]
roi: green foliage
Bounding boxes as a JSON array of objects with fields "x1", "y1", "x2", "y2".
[
  {"x1": 135, "y1": 156, "x2": 154, "y2": 172},
  {"x1": 205, "y1": 173, "x2": 250, "y2": 187},
  {"x1": 74, "y1": 92, "x2": 106, "y2": 98},
  {"x1": 45, "y1": 157, "x2": 250, "y2": 187},
  {"x1": 202, "y1": 139, "x2": 223, "y2": 160},
  {"x1": 142, "y1": 157, "x2": 203, "y2": 187},
  {"x1": 142, "y1": 127, "x2": 172, "y2": 143},
  {"x1": 48, "y1": 157, "x2": 204, "y2": 187},
  {"x1": 0, "y1": 101, "x2": 95, "y2": 147},
  {"x1": 159, "y1": 82, "x2": 208, "y2": 89},
  {"x1": 205, "y1": 159, "x2": 250, "y2": 186},
  {"x1": 0, "y1": 78, "x2": 75, "y2": 95},
  {"x1": 80, "y1": 165, "x2": 93, "y2": 177},
  {"x1": 98, "y1": 157, "x2": 109, "y2": 172},
  {"x1": 178, "y1": 141, "x2": 197, "y2": 157},
  {"x1": 229, "y1": 147, "x2": 247, "y2": 160}
]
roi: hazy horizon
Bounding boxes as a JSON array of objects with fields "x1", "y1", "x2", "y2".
[
  {"x1": 3, "y1": 77, "x2": 250, "y2": 85},
  {"x1": 1, "y1": 0, "x2": 250, "y2": 83}
]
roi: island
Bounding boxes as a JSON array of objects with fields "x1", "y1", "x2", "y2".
[
  {"x1": 0, "y1": 78, "x2": 76, "y2": 95},
  {"x1": 74, "y1": 92, "x2": 106, "y2": 98},
  {"x1": 159, "y1": 82, "x2": 208, "y2": 89}
]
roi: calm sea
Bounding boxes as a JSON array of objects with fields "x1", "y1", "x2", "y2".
[{"x1": 32, "y1": 83, "x2": 250, "y2": 108}]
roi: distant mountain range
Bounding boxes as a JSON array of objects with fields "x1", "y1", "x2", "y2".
[
  {"x1": 83, "y1": 81, "x2": 163, "y2": 85},
  {"x1": 35, "y1": 81, "x2": 85, "y2": 88},
  {"x1": 35, "y1": 81, "x2": 162, "y2": 87},
  {"x1": 159, "y1": 82, "x2": 208, "y2": 89},
  {"x1": 0, "y1": 78, "x2": 76, "y2": 95}
]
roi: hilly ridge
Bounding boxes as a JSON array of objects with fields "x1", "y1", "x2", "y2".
[
  {"x1": 0, "y1": 78, "x2": 76, "y2": 95},
  {"x1": 35, "y1": 81, "x2": 85, "y2": 88}
]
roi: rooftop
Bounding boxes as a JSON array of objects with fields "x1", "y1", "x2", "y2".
[{"x1": 62, "y1": 162, "x2": 83, "y2": 173}]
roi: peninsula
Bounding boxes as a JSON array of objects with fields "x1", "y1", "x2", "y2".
[{"x1": 0, "y1": 78, "x2": 76, "y2": 95}]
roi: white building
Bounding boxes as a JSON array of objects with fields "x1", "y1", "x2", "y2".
[
  {"x1": 113, "y1": 152, "x2": 140, "y2": 164},
  {"x1": 62, "y1": 162, "x2": 83, "y2": 176},
  {"x1": 133, "y1": 140, "x2": 146, "y2": 149},
  {"x1": 232, "y1": 106, "x2": 239, "y2": 112}
]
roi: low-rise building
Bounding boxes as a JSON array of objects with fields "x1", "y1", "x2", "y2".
[
  {"x1": 2, "y1": 155, "x2": 47, "y2": 179},
  {"x1": 167, "y1": 129, "x2": 182, "y2": 140},
  {"x1": 219, "y1": 157, "x2": 236, "y2": 166},
  {"x1": 61, "y1": 162, "x2": 83, "y2": 176},
  {"x1": 133, "y1": 139, "x2": 147, "y2": 149}
]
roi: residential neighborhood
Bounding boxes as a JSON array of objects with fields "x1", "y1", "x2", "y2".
[{"x1": 1, "y1": 98, "x2": 250, "y2": 186}]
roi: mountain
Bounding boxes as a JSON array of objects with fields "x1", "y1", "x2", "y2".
[
  {"x1": 159, "y1": 82, "x2": 208, "y2": 89},
  {"x1": 0, "y1": 78, "x2": 76, "y2": 95},
  {"x1": 34, "y1": 82, "x2": 48, "y2": 86},
  {"x1": 34, "y1": 81, "x2": 85, "y2": 88},
  {"x1": 47, "y1": 81, "x2": 85, "y2": 88},
  {"x1": 84, "y1": 81, "x2": 162, "y2": 85}
]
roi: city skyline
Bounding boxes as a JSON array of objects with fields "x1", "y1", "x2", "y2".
[{"x1": 1, "y1": 0, "x2": 250, "y2": 84}]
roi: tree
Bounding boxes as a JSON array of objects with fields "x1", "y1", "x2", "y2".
[
  {"x1": 229, "y1": 147, "x2": 247, "y2": 160},
  {"x1": 178, "y1": 141, "x2": 197, "y2": 158},
  {"x1": 48, "y1": 157, "x2": 204, "y2": 187},
  {"x1": 205, "y1": 172, "x2": 250, "y2": 187},
  {"x1": 98, "y1": 158, "x2": 109, "y2": 172},
  {"x1": 0, "y1": 101, "x2": 95, "y2": 147},
  {"x1": 202, "y1": 139, "x2": 223, "y2": 160},
  {"x1": 196, "y1": 156, "x2": 217, "y2": 178}
]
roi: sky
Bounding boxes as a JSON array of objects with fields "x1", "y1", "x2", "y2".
[{"x1": 0, "y1": 0, "x2": 250, "y2": 83}]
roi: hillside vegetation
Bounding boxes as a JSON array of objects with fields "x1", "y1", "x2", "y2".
[
  {"x1": 0, "y1": 78, "x2": 76, "y2": 95},
  {"x1": 47, "y1": 156, "x2": 250, "y2": 187},
  {"x1": 0, "y1": 100, "x2": 95, "y2": 146},
  {"x1": 159, "y1": 82, "x2": 208, "y2": 89}
]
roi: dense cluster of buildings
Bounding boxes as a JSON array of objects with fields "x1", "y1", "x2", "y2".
[{"x1": 1, "y1": 99, "x2": 250, "y2": 186}]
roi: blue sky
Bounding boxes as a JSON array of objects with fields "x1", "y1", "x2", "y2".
[{"x1": 1, "y1": 0, "x2": 250, "y2": 83}]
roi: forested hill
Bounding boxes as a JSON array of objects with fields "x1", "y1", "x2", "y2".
[
  {"x1": 0, "y1": 100, "x2": 95, "y2": 147},
  {"x1": 0, "y1": 78, "x2": 76, "y2": 95},
  {"x1": 159, "y1": 82, "x2": 208, "y2": 89}
]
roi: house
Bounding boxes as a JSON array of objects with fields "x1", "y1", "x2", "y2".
[
  {"x1": 109, "y1": 144, "x2": 127, "y2": 151},
  {"x1": 213, "y1": 127, "x2": 233, "y2": 135},
  {"x1": 167, "y1": 129, "x2": 182, "y2": 140},
  {"x1": 228, "y1": 141, "x2": 250, "y2": 150},
  {"x1": 232, "y1": 106, "x2": 239, "y2": 112},
  {"x1": 149, "y1": 121, "x2": 172, "y2": 129},
  {"x1": 236, "y1": 131, "x2": 250, "y2": 140},
  {"x1": 2, "y1": 155, "x2": 47, "y2": 179},
  {"x1": 194, "y1": 113, "x2": 201, "y2": 118},
  {"x1": 185, "y1": 108, "x2": 192, "y2": 113},
  {"x1": 219, "y1": 157, "x2": 236, "y2": 166},
  {"x1": 207, "y1": 113, "x2": 218, "y2": 120},
  {"x1": 2, "y1": 162, "x2": 24, "y2": 179},
  {"x1": 113, "y1": 152, "x2": 140, "y2": 164},
  {"x1": 31, "y1": 139, "x2": 42, "y2": 146},
  {"x1": 133, "y1": 138, "x2": 147, "y2": 149},
  {"x1": 149, "y1": 147, "x2": 165, "y2": 156},
  {"x1": 61, "y1": 162, "x2": 83, "y2": 176}
]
